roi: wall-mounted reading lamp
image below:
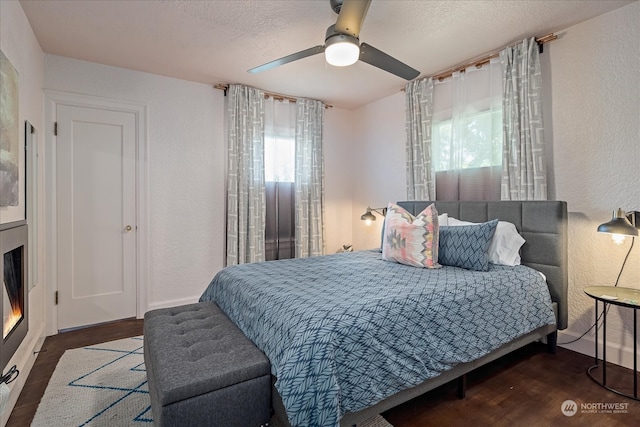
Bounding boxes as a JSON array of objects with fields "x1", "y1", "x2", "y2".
[
  {"x1": 360, "y1": 207, "x2": 387, "y2": 226},
  {"x1": 597, "y1": 208, "x2": 638, "y2": 245}
]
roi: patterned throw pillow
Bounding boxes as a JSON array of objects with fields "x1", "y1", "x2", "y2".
[
  {"x1": 438, "y1": 219, "x2": 499, "y2": 271},
  {"x1": 382, "y1": 203, "x2": 441, "y2": 269},
  {"x1": 448, "y1": 217, "x2": 525, "y2": 266},
  {"x1": 379, "y1": 212, "x2": 448, "y2": 252}
]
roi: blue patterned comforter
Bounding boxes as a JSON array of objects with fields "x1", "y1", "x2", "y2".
[{"x1": 200, "y1": 250, "x2": 555, "y2": 427}]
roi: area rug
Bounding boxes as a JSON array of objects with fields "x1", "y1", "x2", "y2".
[
  {"x1": 32, "y1": 336, "x2": 394, "y2": 426},
  {"x1": 32, "y1": 336, "x2": 150, "y2": 426}
]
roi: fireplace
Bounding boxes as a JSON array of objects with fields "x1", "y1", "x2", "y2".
[{"x1": 0, "y1": 224, "x2": 28, "y2": 371}]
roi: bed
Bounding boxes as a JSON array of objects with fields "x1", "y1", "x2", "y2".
[{"x1": 200, "y1": 201, "x2": 568, "y2": 427}]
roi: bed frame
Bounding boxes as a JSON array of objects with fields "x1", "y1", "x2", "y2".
[{"x1": 274, "y1": 200, "x2": 568, "y2": 427}]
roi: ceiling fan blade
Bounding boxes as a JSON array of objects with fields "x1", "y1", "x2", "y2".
[
  {"x1": 335, "y1": 0, "x2": 371, "y2": 38},
  {"x1": 248, "y1": 45, "x2": 325, "y2": 74},
  {"x1": 359, "y1": 43, "x2": 420, "y2": 80}
]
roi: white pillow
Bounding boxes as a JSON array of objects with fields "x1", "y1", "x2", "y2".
[{"x1": 447, "y1": 217, "x2": 525, "y2": 266}]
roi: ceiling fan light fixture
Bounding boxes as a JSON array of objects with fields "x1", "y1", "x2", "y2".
[
  {"x1": 248, "y1": 0, "x2": 419, "y2": 80},
  {"x1": 325, "y1": 34, "x2": 360, "y2": 67}
]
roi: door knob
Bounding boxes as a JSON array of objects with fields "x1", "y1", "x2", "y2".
[{"x1": 124, "y1": 225, "x2": 132, "y2": 232}]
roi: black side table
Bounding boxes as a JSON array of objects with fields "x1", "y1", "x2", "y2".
[{"x1": 584, "y1": 286, "x2": 639, "y2": 401}]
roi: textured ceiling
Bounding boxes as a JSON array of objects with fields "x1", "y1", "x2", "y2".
[{"x1": 20, "y1": 0, "x2": 632, "y2": 109}]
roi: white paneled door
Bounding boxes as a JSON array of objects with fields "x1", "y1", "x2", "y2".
[{"x1": 56, "y1": 104, "x2": 137, "y2": 330}]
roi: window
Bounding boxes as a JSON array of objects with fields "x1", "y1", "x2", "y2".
[
  {"x1": 265, "y1": 135, "x2": 294, "y2": 182},
  {"x1": 432, "y1": 59, "x2": 503, "y2": 200},
  {"x1": 432, "y1": 109, "x2": 502, "y2": 172}
]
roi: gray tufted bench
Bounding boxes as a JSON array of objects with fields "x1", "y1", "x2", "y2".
[{"x1": 143, "y1": 301, "x2": 271, "y2": 427}]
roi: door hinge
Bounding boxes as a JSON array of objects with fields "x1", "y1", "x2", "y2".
[
  {"x1": 54, "y1": 122, "x2": 58, "y2": 136},
  {"x1": 55, "y1": 291, "x2": 59, "y2": 305}
]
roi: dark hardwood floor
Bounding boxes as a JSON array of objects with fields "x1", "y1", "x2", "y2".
[
  {"x1": 8, "y1": 319, "x2": 639, "y2": 426},
  {"x1": 383, "y1": 344, "x2": 640, "y2": 427}
]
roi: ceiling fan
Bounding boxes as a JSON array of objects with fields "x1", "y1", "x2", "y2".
[{"x1": 248, "y1": 0, "x2": 420, "y2": 80}]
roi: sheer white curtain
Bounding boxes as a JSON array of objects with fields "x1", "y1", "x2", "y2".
[
  {"x1": 405, "y1": 78, "x2": 435, "y2": 200},
  {"x1": 264, "y1": 98, "x2": 296, "y2": 260},
  {"x1": 500, "y1": 37, "x2": 547, "y2": 200},
  {"x1": 432, "y1": 58, "x2": 503, "y2": 200},
  {"x1": 226, "y1": 84, "x2": 266, "y2": 265},
  {"x1": 265, "y1": 98, "x2": 296, "y2": 182},
  {"x1": 294, "y1": 99, "x2": 325, "y2": 258}
]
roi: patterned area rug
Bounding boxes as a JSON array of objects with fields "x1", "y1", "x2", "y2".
[
  {"x1": 32, "y1": 336, "x2": 150, "y2": 426},
  {"x1": 32, "y1": 336, "x2": 394, "y2": 427}
]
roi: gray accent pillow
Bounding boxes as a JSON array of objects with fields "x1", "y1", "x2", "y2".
[{"x1": 438, "y1": 219, "x2": 499, "y2": 271}]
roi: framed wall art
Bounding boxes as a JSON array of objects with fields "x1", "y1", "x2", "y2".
[{"x1": 1, "y1": 48, "x2": 25, "y2": 228}]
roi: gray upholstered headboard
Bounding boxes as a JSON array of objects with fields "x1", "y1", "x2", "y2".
[{"x1": 397, "y1": 201, "x2": 568, "y2": 330}]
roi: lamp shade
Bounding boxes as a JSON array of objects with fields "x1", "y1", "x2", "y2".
[
  {"x1": 597, "y1": 209, "x2": 638, "y2": 237},
  {"x1": 360, "y1": 208, "x2": 376, "y2": 223}
]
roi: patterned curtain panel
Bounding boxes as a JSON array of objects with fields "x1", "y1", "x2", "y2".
[
  {"x1": 294, "y1": 99, "x2": 325, "y2": 258},
  {"x1": 405, "y1": 78, "x2": 435, "y2": 200},
  {"x1": 500, "y1": 37, "x2": 548, "y2": 200},
  {"x1": 226, "y1": 84, "x2": 266, "y2": 265}
]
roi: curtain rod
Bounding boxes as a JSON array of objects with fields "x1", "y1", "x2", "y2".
[
  {"x1": 422, "y1": 33, "x2": 558, "y2": 83},
  {"x1": 213, "y1": 84, "x2": 333, "y2": 109}
]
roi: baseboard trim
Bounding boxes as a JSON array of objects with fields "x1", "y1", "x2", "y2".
[{"x1": 558, "y1": 330, "x2": 636, "y2": 371}]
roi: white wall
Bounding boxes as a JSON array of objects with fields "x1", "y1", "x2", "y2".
[
  {"x1": 324, "y1": 108, "x2": 355, "y2": 254},
  {"x1": 546, "y1": 2, "x2": 640, "y2": 368},
  {"x1": 351, "y1": 91, "x2": 406, "y2": 251},
  {"x1": 0, "y1": 0, "x2": 45, "y2": 423},
  {"x1": 349, "y1": 2, "x2": 640, "y2": 369}
]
